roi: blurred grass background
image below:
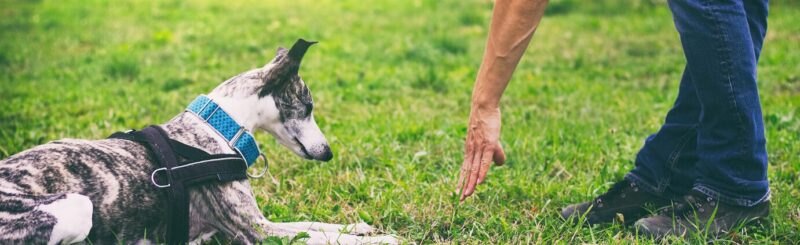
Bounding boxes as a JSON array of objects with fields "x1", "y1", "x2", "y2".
[{"x1": 1, "y1": 0, "x2": 798, "y2": 243}]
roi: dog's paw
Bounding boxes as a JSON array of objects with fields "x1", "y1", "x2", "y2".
[{"x1": 344, "y1": 222, "x2": 375, "y2": 235}]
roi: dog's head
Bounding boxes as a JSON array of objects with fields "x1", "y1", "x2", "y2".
[{"x1": 207, "y1": 39, "x2": 332, "y2": 161}]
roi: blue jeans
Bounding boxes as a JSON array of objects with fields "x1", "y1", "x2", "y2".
[{"x1": 626, "y1": 0, "x2": 770, "y2": 207}]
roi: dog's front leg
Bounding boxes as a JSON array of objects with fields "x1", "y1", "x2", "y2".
[
  {"x1": 189, "y1": 181, "x2": 301, "y2": 243},
  {"x1": 242, "y1": 197, "x2": 401, "y2": 244},
  {"x1": 265, "y1": 221, "x2": 375, "y2": 235},
  {"x1": 189, "y1": 181, "x2": 272, "y2": 244},
  {"x1": 195, "y1": 181, "x2": 398, "y2": 244},
  {"x1": 262, "y1": 221, "x2": 400, "y2": 245},
  {"x1": 256, "y1": 220, "x2": 399, "y2": 245}
]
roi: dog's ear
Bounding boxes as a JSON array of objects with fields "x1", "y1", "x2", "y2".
[
  {"x1": 270, "y1": 39, "x2": 316, "y2": 76},
  {"x1": 259, "y1": 39, "x2": 317, "y2": 97},
  {"x1": 287, "y1": 39, "x2": 317, "y2": 65}
]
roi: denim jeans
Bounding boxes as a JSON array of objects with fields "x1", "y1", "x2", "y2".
[{"x1": 626, "y1": 0, "x2": 770, "y2": 207}]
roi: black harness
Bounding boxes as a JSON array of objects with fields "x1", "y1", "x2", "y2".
[{"x1": 109, "y1": 125, "x2": 249, "y2": 244}]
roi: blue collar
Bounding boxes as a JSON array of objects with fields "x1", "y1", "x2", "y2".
[{"x1": 186, "y1": 95, "x2": 260, "y2": 167}]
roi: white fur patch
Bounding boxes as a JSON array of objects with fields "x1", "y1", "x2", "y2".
[
  {"x1": 275, "y1": 221, "x2": 375, "y2": 235},
  {"x1": 304, "y1": 231, "x2": 400, "y2": 245},
  {"x1": 267, "y1": 222, "x2": 395, "y2": 245},
  {"x1": 37, "y1": 194, "x2": 93, "y2": 245},
  {"x1": 344, "y1": 222, "x2": 376, "y2": 235},
  {"x1": 294, "y1": 116, "x2": 329, "y2": 157}
]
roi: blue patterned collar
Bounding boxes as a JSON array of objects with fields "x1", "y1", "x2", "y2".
[{"x1": 186, "y1": 95, "x2": 260, "y2": 167}]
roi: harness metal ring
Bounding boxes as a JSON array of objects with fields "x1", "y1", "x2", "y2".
[
  {"x1": 247, "y1": 153, "x2": 269, "y2": 179},
  {"x1": 150, "y1": 167, "x2": 171, "y2": 188}
]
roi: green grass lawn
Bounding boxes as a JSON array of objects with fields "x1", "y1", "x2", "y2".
[{"x1": 1, "y1": 0, "x2": 798, "y2": 243}]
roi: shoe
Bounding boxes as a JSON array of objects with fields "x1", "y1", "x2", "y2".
[
  {"x1": 634, "y1": 190, "x2": 770, "y2": 238},
  {"x1": 561, "y1": 179, "x2": 670, "y2": 225}
]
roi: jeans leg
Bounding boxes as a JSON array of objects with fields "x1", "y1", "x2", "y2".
[
  {"x1": 627, "y1": 67, "x2": 701, "y2": 198},
  {"x1": 668, "y1": 0, "x2": 769, "y2": 207},
  {"x1": 743, "y1": 0, "x2": 769, "y2": 62}
]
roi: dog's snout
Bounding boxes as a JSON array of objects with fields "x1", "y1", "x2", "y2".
[{"x1": 318, "y1": 144, "x2": 333, "y2": 162}]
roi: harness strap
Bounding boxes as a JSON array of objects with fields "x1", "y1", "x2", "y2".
[
  {"x1": 109, "y1": 130, "x2": 212, "y2": 161},
  {"x1": 168, "y1": 157, "x2": 247, "y2": 186},
  {"x1": 110, "y1": 126, "x2": 248, "y2": 244},
  {"x1": 140, "y1": 126, "x2": 188, "y2": 244}
]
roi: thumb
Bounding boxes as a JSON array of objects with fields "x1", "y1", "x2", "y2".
[{"x1": 493, "y1": 143, "x2": 506, "y2": 166}]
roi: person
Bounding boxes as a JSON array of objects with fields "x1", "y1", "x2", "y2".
[{"x1": 456, "y1": 0, "x2": 771, "y2": 238}]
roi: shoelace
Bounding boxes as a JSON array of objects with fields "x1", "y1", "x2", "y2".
[
  {"x1": 595, "y1": 181, "x2": 639, "y2": 209},
  {"x1": 660, "y1": 193, "x2": 716, "y2": 216}
]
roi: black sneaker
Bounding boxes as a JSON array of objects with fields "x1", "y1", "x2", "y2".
[
  {"x1": 561, "y1": 179, "x2": 670, "y2": 225},
  {"x1": 634, "y1": 190, "x2": 770, "y2": 239}
]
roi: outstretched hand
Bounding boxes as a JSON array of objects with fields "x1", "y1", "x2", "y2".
[
  {"x1": 457, "y1": 106, "x2": 506, "y2": 201},
  {"x1": 455, "y1": 0, "x2": 546, "y2": 201}
]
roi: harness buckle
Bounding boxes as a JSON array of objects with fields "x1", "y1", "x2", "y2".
[
  {"x1": 204, "y1": 106, "x2": 221, "y2": 121},
  {"x1": 150, "y1": 167, "x2": 171, "y2": 188},
  {"x1": 230, "y1": 126, "x2": 245, "y2": 147},
  {"x1": 197, "y1": 99, "x2": 212, "y2": 115}
]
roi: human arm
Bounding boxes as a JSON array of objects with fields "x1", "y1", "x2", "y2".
[{"x1": 457, "y1": 0, "x2": 548, "y2": 201}]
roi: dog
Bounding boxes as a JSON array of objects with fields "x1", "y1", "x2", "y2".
[{"x1": 0, "y1": 39, "x2": 398, "y2": 244}]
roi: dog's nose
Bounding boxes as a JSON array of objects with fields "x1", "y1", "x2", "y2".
[{"x1": 318, "y1": 145, "x2": 333, "y2": 162}]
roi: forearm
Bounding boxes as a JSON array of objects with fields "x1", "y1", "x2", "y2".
[{"x1": 472, "y1": 0, "x2": 548, "y2": 109}]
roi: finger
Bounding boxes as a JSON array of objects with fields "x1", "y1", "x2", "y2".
[
  {"x1": 460, "y1": 151, "x2": 477, "y2": 201},
  {"x1": 456, "y1": 145, "x2": 474, "y2": 196},
  {"x1": 476, "y1": 147, "x2": 494, "y2": 184},
  {"x1": 455, "y1": 161, "x2": 468, "y2": 194},
  {"x1": 493, "y1": 143, "x2": 506, "y2": 166},
  {"x1": 463, "y1": 147, "x2": 484, "y2": 198}
]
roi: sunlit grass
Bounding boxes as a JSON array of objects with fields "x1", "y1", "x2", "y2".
[{"x1": 1, "y1": 0, "x2": 798, "y2": 243}]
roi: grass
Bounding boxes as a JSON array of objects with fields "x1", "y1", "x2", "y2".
[{"x1": 1, "y1": 0, "x2": 799, "y2": 243}]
